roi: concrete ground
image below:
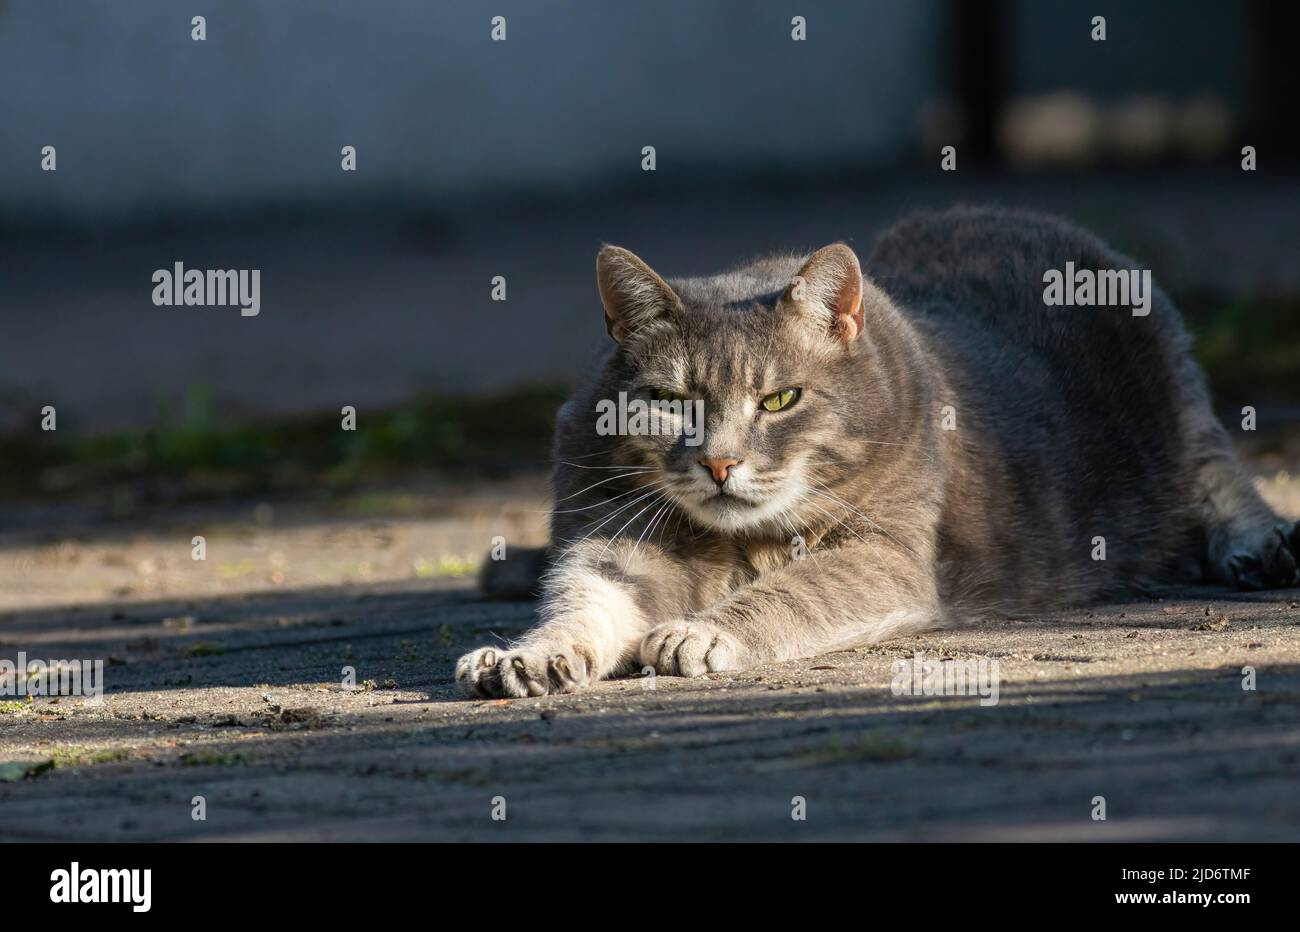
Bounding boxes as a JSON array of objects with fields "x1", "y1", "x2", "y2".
[{"x1": 2, "y1": 473, "x2": 1299, "y2": 841}]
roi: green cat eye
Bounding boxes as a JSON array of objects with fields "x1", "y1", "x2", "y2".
[{"x1": 760, "y1": 388, "x2": 800, "y2": 412}]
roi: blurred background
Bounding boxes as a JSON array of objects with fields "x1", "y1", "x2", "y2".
[{"x1": 2, "y1": 0, "x2": 1299, "y2": 527}]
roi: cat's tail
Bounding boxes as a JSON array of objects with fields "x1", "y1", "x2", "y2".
[{"x1": 478, "y1": 546, "x2": 549, "y2": 600}]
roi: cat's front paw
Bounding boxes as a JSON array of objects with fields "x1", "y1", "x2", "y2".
[
  {"x1": 640, "y1": 621, "x2": 745, "y2": 677},
  {"x1": 455, "y1": 644, "x2": 592, "y2": 699}
]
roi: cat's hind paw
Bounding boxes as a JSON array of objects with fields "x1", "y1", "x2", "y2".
[
  {"x1": 1222, "y1": 521, "x2": 1300, "y2": 590},
  {"x1": 640, "y1": 621, "x2": 745, "y2": 677}
]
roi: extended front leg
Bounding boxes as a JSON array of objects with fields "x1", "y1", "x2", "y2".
[
  {"x1": 457, "y1": 538, "x2": 695, "y2": 698},
  {"x1": 641, "y1": 539, "x2": 941, "y2": 676}
]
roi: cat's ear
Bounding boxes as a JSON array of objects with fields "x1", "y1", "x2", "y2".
[
  {"x1": 596, "y1": 246, "x2": 682, "y2": 343},
  {"x1": 779, "y1": 243, "x2": 866, "y2": 343}
]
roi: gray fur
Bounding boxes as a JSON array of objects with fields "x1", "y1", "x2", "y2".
[{"x1": 456, "y1": 206, "x2": 1300, "y2": 698}]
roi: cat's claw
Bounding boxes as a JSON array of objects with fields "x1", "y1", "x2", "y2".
[
  {"x1": 641, "y1": 621, "x2": 744, "y2": 677},
  {"x1": 455, "y1": 644, "x2": 592, "y2": 698}
]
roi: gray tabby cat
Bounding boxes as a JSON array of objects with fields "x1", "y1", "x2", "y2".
[{"x1": 456, "y1": 206, "x2": 1300, "y2": 699}]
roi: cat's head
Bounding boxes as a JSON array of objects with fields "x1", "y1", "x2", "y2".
[{"x1": 590, "y1": 243, "x2": 895, "y2": 534}]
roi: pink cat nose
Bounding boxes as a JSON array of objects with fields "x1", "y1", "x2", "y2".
[{"x1": 699, "y1": 456, "x2": 741, "y2": 484}]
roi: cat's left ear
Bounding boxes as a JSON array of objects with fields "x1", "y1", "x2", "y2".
[{"x1": 779, "y1": 243, "x2": 867, "y2": 343}]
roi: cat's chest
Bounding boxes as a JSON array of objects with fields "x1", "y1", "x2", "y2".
[
  {"x1": 693, "y1": 532, "x2": 823, "y2": 579},
  {"x1": 742, "y1": 538, "x2": 800, "y2": 575},
  {"x1": 680, "y1": 531, "x2": 825, "y2": 608}
]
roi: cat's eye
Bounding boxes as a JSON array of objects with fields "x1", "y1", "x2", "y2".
[
  {"x1": 653, "y1": 388, "x2": 690, "y2": 403},
  {"x1": 760, "y1": 388, "x2": 800, "y2": 412}
]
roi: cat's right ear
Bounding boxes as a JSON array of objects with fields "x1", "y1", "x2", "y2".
[
  {"x1": 779, "y1": 243, "x2": 867, "y2": 344},
  {"x1": 596, "y1": 246, "x2": 682, "y2": 343}
]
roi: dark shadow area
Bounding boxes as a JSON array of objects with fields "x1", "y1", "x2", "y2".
[
  {"x1": 2, "y1": 579, "x2": 1295, "y2": 696},
  {"x1": 3, "y1": 659, "x2": 1297, "y2": 841},
  {"x1": 0, "y1": 583, "x2": 532, "y2": 694}
]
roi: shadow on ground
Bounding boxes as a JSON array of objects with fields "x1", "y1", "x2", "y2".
[{"x1": 3, "y1": 579, "x2": 1298, "y2": 841}]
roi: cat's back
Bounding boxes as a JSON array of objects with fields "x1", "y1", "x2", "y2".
[
  {"x1": 865, "y1": 205, "x2": 1189, "y2": 425},
  {"x1": 867, "y1": 205, "x2": 1114, "y2": 307},
  {"x1": 866, "y1": 206, "x2": 1200, "y2": 607},
  {"x1": 866, "y1": 205, "x2": 1172, "y2": 342}
]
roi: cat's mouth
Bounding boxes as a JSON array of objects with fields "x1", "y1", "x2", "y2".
[
  {"x1": 663, "y1": 465, "x2": 802, "y2": 532},
  {"x1": 707, "y1": 489, "x2": 752, "y2": 506},
  {"x1": 674, "y1": 485, "x2": 773, "y2": 531}
]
